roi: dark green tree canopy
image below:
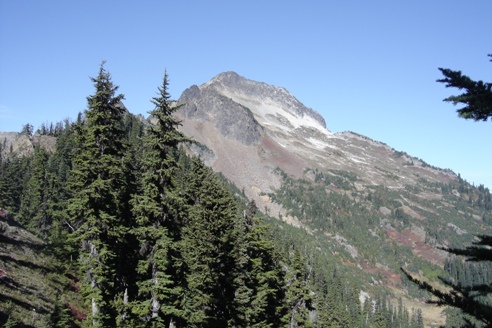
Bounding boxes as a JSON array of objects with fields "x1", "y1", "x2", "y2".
[{"x1": 438, "y1": 54, "x2": 492, "y2": 121}]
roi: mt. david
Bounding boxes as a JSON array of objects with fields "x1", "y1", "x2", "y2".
[
  {"x1": 175, "y1": 71, "x2": 492, "y2": 325},
  {"x1": 176, "y1": 71, "x2": 457, "y2": 219}
]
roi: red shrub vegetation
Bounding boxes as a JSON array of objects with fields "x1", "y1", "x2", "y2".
[{"x1": 65, "y1": 303, "x2": 87, "y2": 321}]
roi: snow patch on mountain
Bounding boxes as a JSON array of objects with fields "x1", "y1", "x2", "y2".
[
  {"x1": 220, "y1": 89, "x2": 329, "y2": 135},
  {"x1": 307, "y1": 137, "x2": 331, "y2": 150}
]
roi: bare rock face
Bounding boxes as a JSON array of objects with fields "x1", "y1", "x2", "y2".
[
  {"x1": 0, "y1": 132, "x2": 56, "y2": 159},
  {"x1": 179, "y1": 82, "x2": 263, "y2": 146}
]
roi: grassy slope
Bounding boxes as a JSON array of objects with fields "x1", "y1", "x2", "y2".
[{"x1": 0, "y1": 215, "x2": 83, "y2": 327}]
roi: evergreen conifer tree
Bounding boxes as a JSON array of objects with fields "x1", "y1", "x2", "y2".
[
  {"x1": 285, "y1": 248, "x2": 314, "y2": 328},
  {"x1": 0, "y1": 155, "x2": 30, "y2": 214},
  {"x1": 437, "y1": 54, "x2": 492, "y2": 121},
  {"x1": 66, "y1": 62, "x2": 132, "y2": 327},
  {"x1": 130, "y1": 71, "x2": 187, "y2": 326},
  {"x1": 46, "y1": 119, "x2": 80, "y2": 263},
  {"x1": 179, "y1": 157, "x2": 239, "y2": 327},
  {"x1": 234, "y1": 200, "x2": 287, "y2": 327},
  {"x1": 49, "y1": 300, "x2": 76, "y2": 328},
  {"x1": 18, "y1": 146, "x2": 52, "y2": 234}
]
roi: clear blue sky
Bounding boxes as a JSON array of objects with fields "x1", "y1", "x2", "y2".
[{"x1": 1, "y1": 1, "x2": 491, "y2": 188}]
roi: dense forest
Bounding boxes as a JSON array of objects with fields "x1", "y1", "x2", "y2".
[{"x1": 0, "y1": 63, "x2": 490, "y2": 327}]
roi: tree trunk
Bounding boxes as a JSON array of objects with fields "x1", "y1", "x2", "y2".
[{"x1": 151, "y1": 261, "x2": 160, "y2": 318}]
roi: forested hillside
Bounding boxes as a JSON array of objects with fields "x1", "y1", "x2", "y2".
[{"x1": 0, "y1": 64, "x2": 491, "y2": 327}]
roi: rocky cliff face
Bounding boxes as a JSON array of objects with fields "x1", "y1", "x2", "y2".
[
  {"x1": 179, "y1": 81, "x2": 263, "y2": 146},
  {"x1": 0, "y1": 132, "x2": 56, "y2": 159}
]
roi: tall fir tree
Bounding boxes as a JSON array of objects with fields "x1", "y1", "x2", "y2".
[
  {"x1": 18, "y1": 145, "x2": 53, "y2": 235},
  {"x1": 285, "y1": 248, "x2": 314, "y2": 328},
  {"x1": 130, "y1": 71, "x2": 187, "y2": 326},
  {"x1": 66, "y1": 62, "x2": 133, "y2": 327},
  {"x1": 0, "y1": 155, "x2": 30, "y2": 214},
  {"x1": 234, "y1": 200, "x2": 287, "y2": 327},
  {"x1": 178, "y1": 156, "x2": 239, "y2": 327}
]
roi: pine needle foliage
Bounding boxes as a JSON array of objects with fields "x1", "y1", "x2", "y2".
[{"x1": 437, "y1": 54, "x2": 492, "y2": 121}]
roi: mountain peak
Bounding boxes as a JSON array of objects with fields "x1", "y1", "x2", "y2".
[
  {"x1": 209, "y1": 71, "x2": 243, "y2": 84},
  {"x1": 202, "y1": 72, "x2": 328, "y2": 132}
]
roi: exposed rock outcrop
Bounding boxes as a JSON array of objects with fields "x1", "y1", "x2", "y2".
[
  {"x1": 179, "y1": 83, "x2": 263, "y2": 146},
  {"x1": 0, "y1": 132, "x2": 56, "y2": 158}
]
